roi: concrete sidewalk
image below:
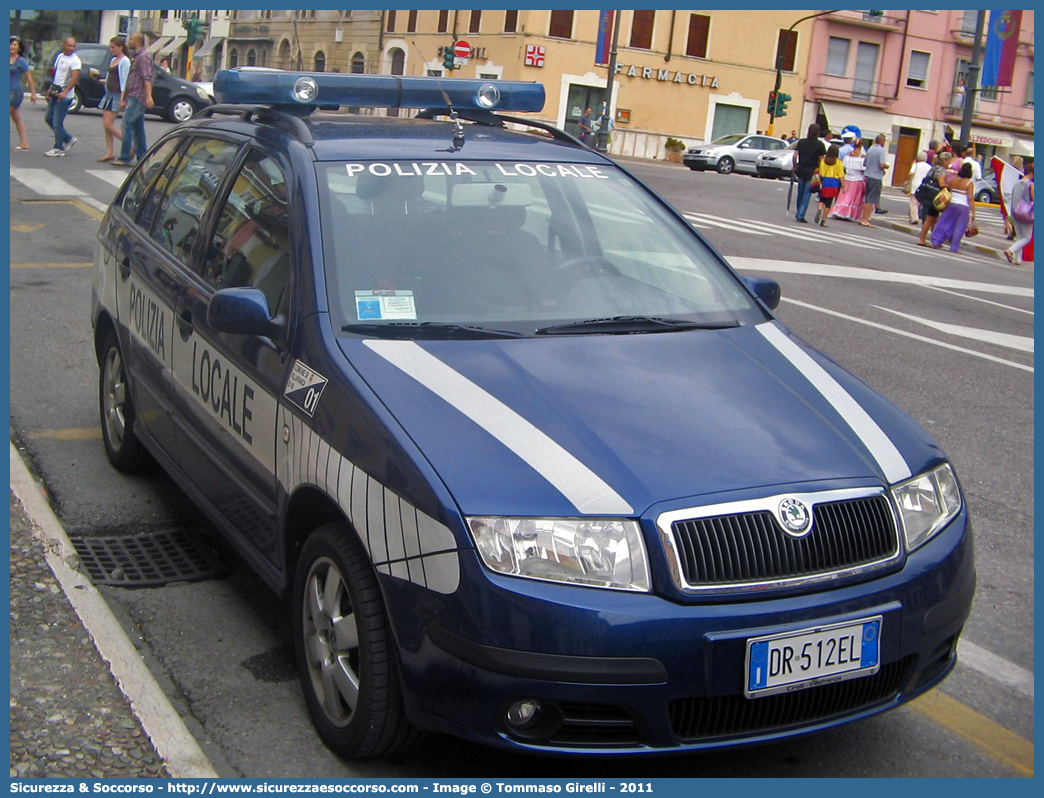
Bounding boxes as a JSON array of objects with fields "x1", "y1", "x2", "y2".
[{"x1": 9, "y1": 442, "x2": 218, "y2": 779}]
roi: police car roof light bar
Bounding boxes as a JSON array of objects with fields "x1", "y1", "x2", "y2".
[{"x1": 213, "y1": 69, "x2": 545, "y2": 114}]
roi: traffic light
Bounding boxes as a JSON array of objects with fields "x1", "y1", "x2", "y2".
[
  {"x1": 768, "y1": 90, "x2": 778, "y2": 117},
  {"x1": 183, "y1": 15, "x2": 206, "y2": 47},
  {"x1": 776, "y1": 92, "x2": 791, "y2": 117},
  {"x1": 442, "y1": 42, "x2": 456, "y2": 72}
]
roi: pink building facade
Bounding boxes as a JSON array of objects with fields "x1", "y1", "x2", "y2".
[{"x1": 803, "y1": 9, "x2": 1034, "y2": 186}]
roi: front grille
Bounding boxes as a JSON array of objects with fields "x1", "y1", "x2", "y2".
[
  {"x1": 669, "y1": 656, "x2": 914, "y2": 741},
  {"x1": 669, "y1": 494, "x2": 898, "y2": 588},
  {"x1": 547, "y1": 704, "x2": 640, "y2": 747}
]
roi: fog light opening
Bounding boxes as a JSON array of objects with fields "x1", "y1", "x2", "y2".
[{"x1": 506, "y1": 699, "x2": 543, "y2": 730}]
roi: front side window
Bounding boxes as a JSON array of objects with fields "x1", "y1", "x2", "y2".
[
  {"x1": 318, "y1": 160, "x2": 765, "y2": 335},
  {"x1": 148, "y1": 138, "x2": 240, "y2": 266},
  {"x1": 204, "y1": 150, "x2": 291, "y2": 316},
  {"x1": 119, "y1": 137, "x2": 181, "y2": 219}
]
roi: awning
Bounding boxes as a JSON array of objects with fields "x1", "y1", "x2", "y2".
[
  {"x1": 1009, "y1": 137, "x2": 1034, "y2": 157},
  {"x1": 158, "y1": 36, "x2": 186, "y2": 57},
  {"x1": 143, "y1": 36, "x2": 171, "y2": 56},
  {"x1": 966, "y1": 128, "x2": 1015, "y2": 148},
  {"x1": 192, "y1": 37, "x2": 223, "y2": 60},
  {"x1": 817, "y1": 100, "x2": 892, "y2": 140}
]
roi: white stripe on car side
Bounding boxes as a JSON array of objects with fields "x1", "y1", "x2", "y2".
[
  {"x1": 278, "y1": 406, "x2": 460, "y2": 594},
  {"x1": 757, "y1": 322, "x2": 912, "y2": 484},
  {"x1": 363, "y1": 339, "x2": 635, "y2": 516}
]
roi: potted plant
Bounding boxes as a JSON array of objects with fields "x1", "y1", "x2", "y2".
[{"x1": 665, "y1": 137, "x2": 686, "y2": 163}]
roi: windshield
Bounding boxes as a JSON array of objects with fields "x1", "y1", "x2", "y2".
[
  {"x1": 317, "y1": 159, "x2": 766, "y2": 337},
  {"x1": 710, "y1": 134, "x2": 746, "y2": 146}
]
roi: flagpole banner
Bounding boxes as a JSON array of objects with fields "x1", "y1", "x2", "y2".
[
  {"x1": 981, "y1": 10, "x2": 1022, "y2": 87},
  {"x1": 595, "y1": 10, "x2": 615, "y2": 66}
]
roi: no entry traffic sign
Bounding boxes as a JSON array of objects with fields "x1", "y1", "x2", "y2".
[{"x1": 453, "y1": 40, "x2": 471, "y2": 58}]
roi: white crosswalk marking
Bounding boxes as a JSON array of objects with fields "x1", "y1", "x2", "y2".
[
  {"x1": 85, "y1": 169, "x2": 130, "y2": 188},
  {"x1": 9, "y1": 167, "x2": 83, "y2": 196}
]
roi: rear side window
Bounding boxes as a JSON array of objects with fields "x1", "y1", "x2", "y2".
[
  {"x1": 203, "y1": 150, "x2": 292, "y2": 316},
  {"x1": 147, "y1": 138, "x2": 240, "y2": 266},
  {"x1": 119, "y1": 137, "x2": 181, "y2": 219}
]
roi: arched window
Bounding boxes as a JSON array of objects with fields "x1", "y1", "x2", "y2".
[
  {"x1": 278, "y1": 39, "x2": 291, "y2": 70},
  {"x1": 351, "y1": 51, "x2": 365, "y2": 74},
  {"x1": 314, "y1": 50, "x2": 326, "y2": 72},
  {"x1": 390, "y1": 48, "x2": 405, "y2": 75},
  {"x1": 259, "y1": 49, "x2": 267, "y2": 67},
  {"x1": 229, "y1": 48, "x2": 239, "y2": 68},
  {"x1": 247, "y1": 48, "x2": 256, "y2": 67}
]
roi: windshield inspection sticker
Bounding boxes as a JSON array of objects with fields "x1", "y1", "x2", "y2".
[
  {"x1": 284, "y1": 361, "x2": 329, "y2": 417},
  {"x1": 355, "y1": 290, "x2": 418, "y2": 321}
]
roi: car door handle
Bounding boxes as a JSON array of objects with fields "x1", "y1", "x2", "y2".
[
  {"x1": 177, "y1": 308, "x2": 193, "y2": 340},
  {"x1": 119, "y1": 258, "x2": 131, "y2": 281}
]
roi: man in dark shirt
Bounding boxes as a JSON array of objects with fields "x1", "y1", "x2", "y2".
[{"x1": 793, "y1": 123, "x2": 826, "y2": 223}]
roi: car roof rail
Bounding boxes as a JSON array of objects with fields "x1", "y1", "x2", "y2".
[
  {"x1": 413, "y1": 108, "x2": 583, "y2": 148},
  {"x1": 196, "y1": 103, "x2": 315, "y2": 148}
]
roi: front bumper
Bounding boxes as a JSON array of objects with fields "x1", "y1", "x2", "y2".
[
  {"x1": 388, "y1": 512, "x2": 975, "y2": 754},
  {"x1": 757, "y1": 164, "x2": 791, "y2": 179},
  {"x1": 683, "y1": 154, "x2": 717, "y2": 170}
]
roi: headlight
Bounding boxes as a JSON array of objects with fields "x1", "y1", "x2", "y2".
[
  {"x1": 892, "y1": 464, "x2": 962, "y2": 551},
  {"x1": 195, "y1": 86, "x2": 209, "y2": 100},
  {"x1": 467, "y1": 517, "x2": 650, "y2": 592}
]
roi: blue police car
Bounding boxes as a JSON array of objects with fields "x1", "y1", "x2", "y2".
[{"x1": 92, "y1": 69, "x2": 974, "y2": 758}]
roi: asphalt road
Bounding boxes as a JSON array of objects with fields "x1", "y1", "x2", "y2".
[{"x1": 8, "y1": 104, "x2": 1034, "y2": 778}]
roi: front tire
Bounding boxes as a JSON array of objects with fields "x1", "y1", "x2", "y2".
[
  {"x1": 98, "y1": 330, "x2": 151, "y2": 472},
  {"x1": 293, "y1": 523, "x2": 419, "y2": 759},
  {"x1": 717, "y1": 156, "x2": 735, "y2": 175},
  {"x1": 166, "y1": 97, "x2": 197, "y2": 123}
]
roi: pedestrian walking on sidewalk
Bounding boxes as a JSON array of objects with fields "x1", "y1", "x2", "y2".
[
  {"x1": 907, "y1": 153, "x2": 932, "y2": 224},
  {"x1": 10, "y1": 36, "x2": 37, "y2": 151},
  {"x1": 814, "y1": 144, "x2": 844, "y2": 227},
  {"x1": 917, "y1": 152, "x2": 952, "y2": 246},
  {"x1": 98, "y1": 36, "x2": 129, "y2": 162},
  {"x1": 1005, "y1": 160, "x2": 1034, "y2": 265},
  {"x1": 113, "y1": 32, "x2": 153, "y2": 168},
  {"x1": 43, "y1": 37, "x2": 80, "y2": 157},
  {"x1": 931, "y1": 162, "x2": 976, "y2": 253},
  {"x1": 793, "y1": 123, "x2": 826, "y2": 224},
  {"x1": 860, "y1": 134, "x2": 890, "y2": 226},
  {"x1": 830, "y1": 139, "x2": 866, "y2": 222}
]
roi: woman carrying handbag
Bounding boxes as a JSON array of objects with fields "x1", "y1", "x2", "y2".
[
  {"x1": 917, "y1": 152, "x2": 952, "y2": 246},
  {"x1": 931, "y1": 162, "x2": 976, "y2": 252},
  {"x1": 1006, "y1": 160, "x2": 1034, "y2": 265}
]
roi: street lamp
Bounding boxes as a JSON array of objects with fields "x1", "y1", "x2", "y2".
[{"x1": 595, "y1": 11, "x2": 621, "y2": 154}]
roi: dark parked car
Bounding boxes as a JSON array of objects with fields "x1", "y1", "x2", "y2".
[{"x1": 42, "y1": 43, "x2": 213, "y2": 123}]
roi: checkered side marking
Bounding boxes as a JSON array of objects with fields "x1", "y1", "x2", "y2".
[{"x1": 279, "y1": 409, "x2": 460, "y2": 594}]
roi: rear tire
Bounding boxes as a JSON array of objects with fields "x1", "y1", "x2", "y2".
[
  {"x1": 98, "y1": 329, "x2": 151, "y2": 472},
  {"x1": 293, "y1": 523, "x2": 420, "y2": 759}
]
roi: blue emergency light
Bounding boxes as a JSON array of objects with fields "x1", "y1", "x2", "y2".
[{"x1": 213, "y1": 69, "x2": 545, "y2": 113}]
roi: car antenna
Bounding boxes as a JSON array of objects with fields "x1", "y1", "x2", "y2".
[{"x1": 410, "y1": 39, "x2": 465, "y2": 150}]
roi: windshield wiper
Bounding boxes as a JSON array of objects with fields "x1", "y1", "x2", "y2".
[
  {"x1": 342, "y1": 322, "x2": 524, "y2": 340},
  {"x1": 535, "y1": 316, "x2": 740, "y2": 336}
]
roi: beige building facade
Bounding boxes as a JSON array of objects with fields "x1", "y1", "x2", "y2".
[{"x1": 133, "y1": 10, "x2": 817, "y2": 159}]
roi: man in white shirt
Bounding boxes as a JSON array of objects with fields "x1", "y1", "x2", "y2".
[
  {"x1": 960, "y1": 143, "x2": 983, "y2": 181},
  {"x1": 44, "y1": 37, "x2": 80, "y2": 156}
]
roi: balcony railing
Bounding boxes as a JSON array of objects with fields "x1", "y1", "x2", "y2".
[
  {"x1": 827, "y1": 10, "x2": 906, "y2": 30},
  {"x1": 810, "y1": 74, "x2": 896, "y2": 105}
]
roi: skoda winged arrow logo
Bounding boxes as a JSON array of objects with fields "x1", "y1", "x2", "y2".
[{"x1": 778, "y1": 498, "x2": 812, "y2": 537}]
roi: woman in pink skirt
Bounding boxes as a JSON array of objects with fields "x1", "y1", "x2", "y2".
[{"x1": 830, "y1": 139, "x2": 866, "y2": 221}]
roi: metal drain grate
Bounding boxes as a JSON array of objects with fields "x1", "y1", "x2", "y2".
[{"x1": 69, "y1": 530, "x2": 228, "y2": 587}]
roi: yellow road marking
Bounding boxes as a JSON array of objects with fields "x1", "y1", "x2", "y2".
[
  {"x1": 26, "y1": 428, "x2": 102, "y2": 441},
  {"x1": 11, "y1": 222, "x2": 46, "y2": 233},
  {"x1": 19, "y1": 198, "x2": 104, "y2": 221},
  {"x1": 11, "y1": 263, "x2": 93, "y2": 269},
  {"x1": 912, "y1": 690, "x2": 1033, "y2": 776}
]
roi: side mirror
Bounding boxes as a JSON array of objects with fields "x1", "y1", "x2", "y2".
[
  {"x1": 207, "y1": 287, "x2": 282, "y2": 337},
  {"x1": 742, "y1": 275, "x2": 781, "y2": 311}
]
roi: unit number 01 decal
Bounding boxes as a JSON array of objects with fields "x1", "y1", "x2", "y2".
[{"x1": 284, "y1": 361, "x2": 329, "y2": 417}]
